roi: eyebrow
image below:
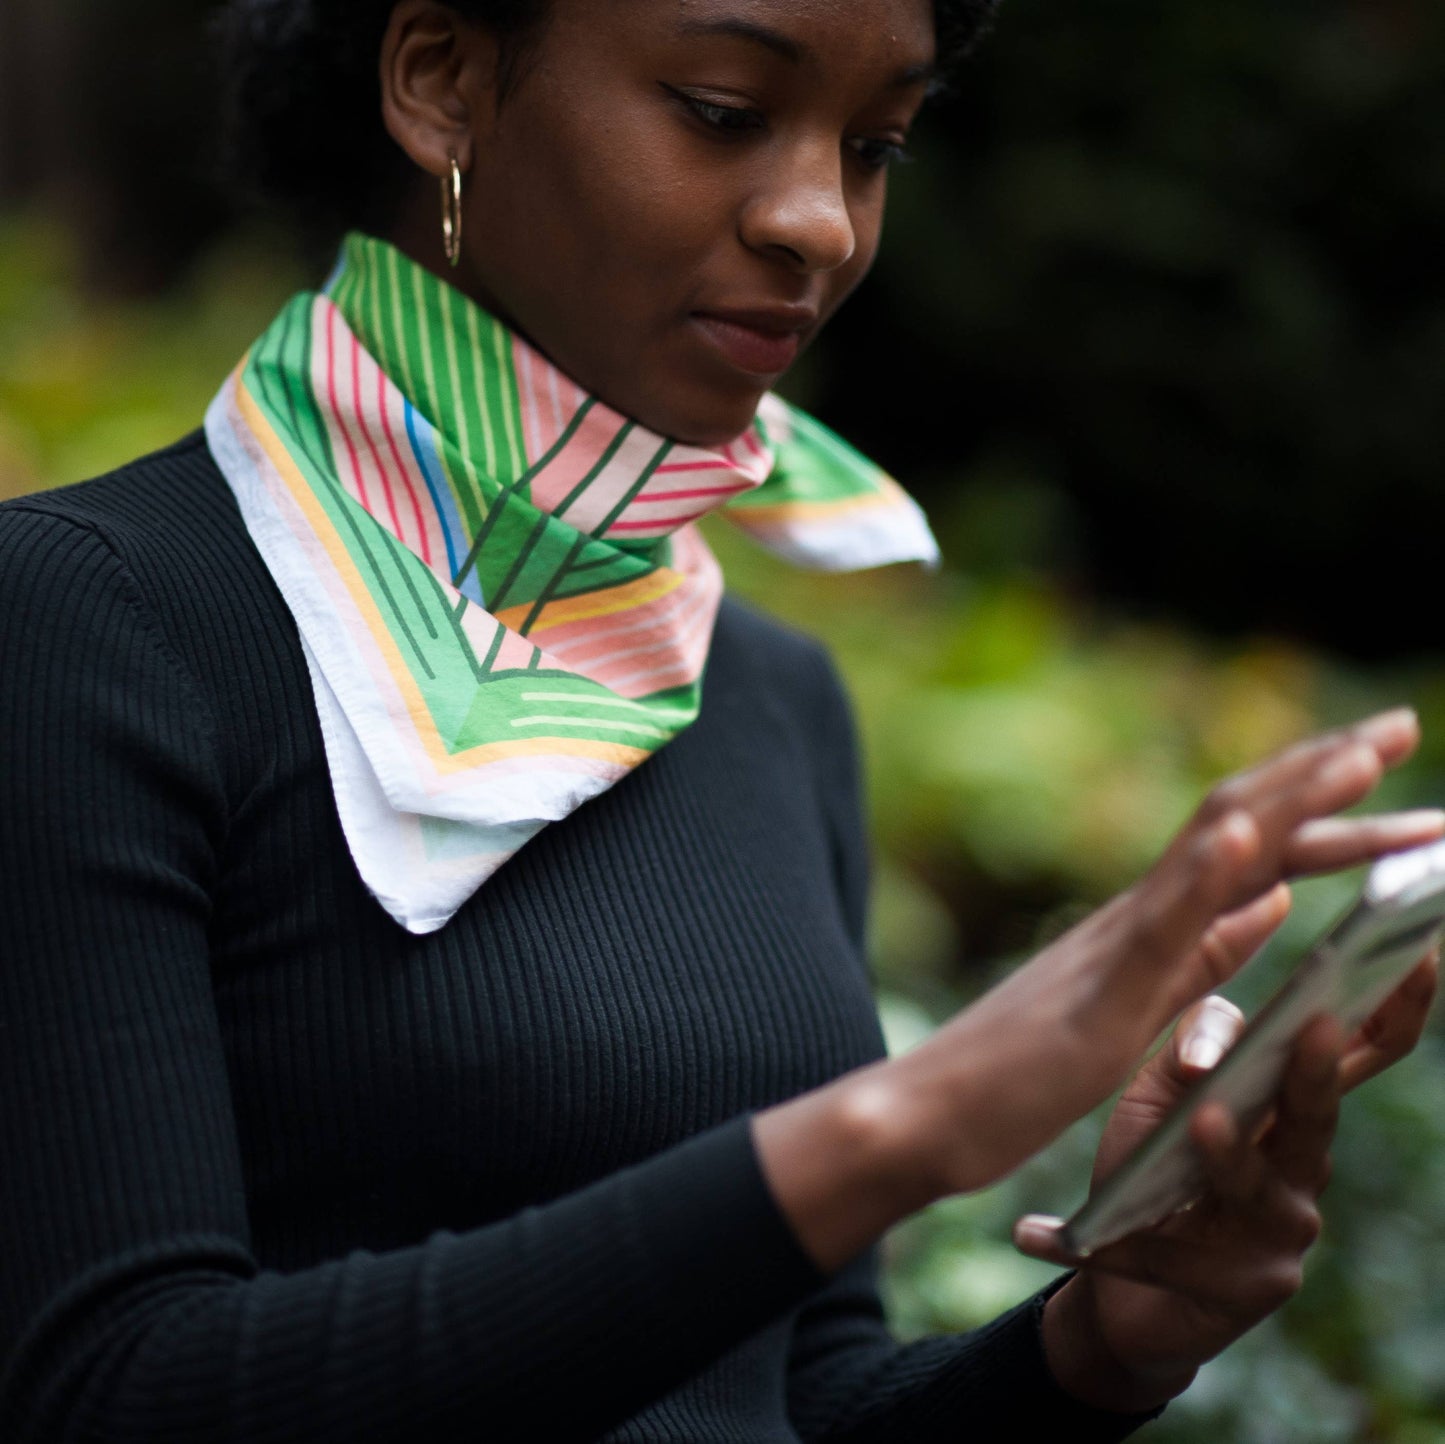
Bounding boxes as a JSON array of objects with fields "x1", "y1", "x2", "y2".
[
  {"x1": 677, "y1": 18, "x2": 935, "y2": 87},
  {"x1": 679, "y1": 18, "x2": 806, "y2": 65}
]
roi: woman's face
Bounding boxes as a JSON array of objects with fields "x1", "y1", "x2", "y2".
[{"x1": 452, "y1": 0, "x2": 935, "y2": 446}]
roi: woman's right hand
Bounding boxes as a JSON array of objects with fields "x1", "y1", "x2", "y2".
[{"x1": 754, "y1": 707, "x2": 1444, "y2": 1272}]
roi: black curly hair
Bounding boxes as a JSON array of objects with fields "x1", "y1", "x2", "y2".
[{"x1": 217, "y1": 0, "x2": 1000, "y2": 242}]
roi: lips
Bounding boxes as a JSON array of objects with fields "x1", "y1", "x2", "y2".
[{"x1": 690, "y1": 306, "x2": 816, "y2": 378}]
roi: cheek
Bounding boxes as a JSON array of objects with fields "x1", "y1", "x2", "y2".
[{"x1": 500, "y1": 111, "x2": 735, "y2": 314}]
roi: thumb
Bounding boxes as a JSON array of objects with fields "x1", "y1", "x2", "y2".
[
  {"x1": 1173, "y1": 994, "x2": 1246, "y2": 1078},
  {"x1": 1090, "y1": 995, "x2": 1248, "y2": 1188}
]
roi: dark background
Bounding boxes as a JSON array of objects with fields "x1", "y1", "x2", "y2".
[{"x1": 3, "y1": 0, "x2": 1442, "y2": 656}]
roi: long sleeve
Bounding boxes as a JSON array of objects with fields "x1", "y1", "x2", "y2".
[
  {"x1": 0, "y1": 509, "x2": 823, "y2": 1444},
  {"x1": 789, "y1": 652, "x2": 1160, "y2": 1443},
  {"x1": 786, "y1": 1256, "x2": 1159, "y2": 1443}
]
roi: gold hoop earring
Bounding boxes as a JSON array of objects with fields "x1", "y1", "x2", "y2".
[{"x1": 440, "y1": 153, "x2": 464, "y2": 268}]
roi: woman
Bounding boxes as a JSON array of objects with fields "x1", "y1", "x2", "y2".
[{"x1": 0, "y1": 0, "x2": 1439, "y2": 1439}]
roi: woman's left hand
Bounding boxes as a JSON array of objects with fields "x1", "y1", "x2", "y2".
[{"x1": 1013, "y1": 952, "x2": 1439, "y2": 1414}]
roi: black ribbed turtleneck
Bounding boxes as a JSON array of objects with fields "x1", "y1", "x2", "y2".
[{"x1": 0, "y1": 434, "x2": 1152, "y2": 1442}]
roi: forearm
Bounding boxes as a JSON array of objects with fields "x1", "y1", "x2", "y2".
[
  {"x1": 752, "y1": 1060, "x2": 939, "y2": 1274},
  {"x1": 5, "y1": 1120, "x2": 822, "y2": 1443},
  {"x1": 751, "y1": 958, "x2": 1164, "y2": 1278},
  {"x1": 751, "y1": 984, "x2": 1111, "y2": 1277}
]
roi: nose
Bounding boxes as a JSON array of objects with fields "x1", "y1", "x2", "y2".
[{"x1": 739, "y1": 139, "x2": 857, "y2": 274}]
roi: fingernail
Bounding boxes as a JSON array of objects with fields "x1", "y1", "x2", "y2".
[
  {"x1": 1013, "y1": 1214, "x2": 1064, "y2": 1254},
  {"x1": 1358, "y1": 707, "x2": 1417, "y2": 746},
  {"x1": 1182, "y1": 1035, "x2": 1223, "y2": 1071},
  {"x1": 1182, "y1": 997, "x2": 1242, "y2": 1071}
]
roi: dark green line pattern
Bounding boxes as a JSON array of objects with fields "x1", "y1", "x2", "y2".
[
  {"x1": 228, "y1": 231, "x2": 910, "y2": 760},
  {"x1": 554, "y1": 422, "x2": 634, "y2": 519},
  {"x1": 517, "y1": 535, "x2": 590, "y2": 637},
  {"x1": 486, "y1": 512, "x2": 551, "y2": 615},
  {"x1": 590, "y1": 440, "x2": 673, "y2": 539}
]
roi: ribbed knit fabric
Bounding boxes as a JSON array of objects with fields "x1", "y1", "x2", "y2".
[{"x1": 0, "y1": 434, "x2": 1156, "y2": 1442}]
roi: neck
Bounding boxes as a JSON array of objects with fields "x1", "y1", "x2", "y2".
[{"x1": 380, "y1": 207, "x2": 522, "y2": 343}]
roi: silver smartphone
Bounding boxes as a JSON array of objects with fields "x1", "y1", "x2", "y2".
[{"x1": 1058, "y1": 836, "x2": 1445, "y2": 1259}]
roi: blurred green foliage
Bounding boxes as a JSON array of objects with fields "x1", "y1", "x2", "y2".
[
  {"x1": 0, "y1": 214, "x2": 301, "y2": 500},
  {"x1": 3, "y1": 197, "x2": 1445, "y2": 1439},
  {"x1": 718, "y1": 537, "x2": 1445, "y2": 1442}
]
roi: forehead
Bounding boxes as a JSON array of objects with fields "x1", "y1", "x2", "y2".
[{"x1": 551, "y1": 0, "x2": 937, "y2": 74}]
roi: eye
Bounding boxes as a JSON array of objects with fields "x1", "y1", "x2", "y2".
[
  {"x1": 665, "y1": 86, "x2": 766, "y2": 136},
  {"x1": 848, "y1": 135, "x2": 912, "y2": 171}
]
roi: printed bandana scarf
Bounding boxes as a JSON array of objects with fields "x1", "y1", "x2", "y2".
[{"x1": 206, "y1": 233, "x2": 937, "y2": 933}]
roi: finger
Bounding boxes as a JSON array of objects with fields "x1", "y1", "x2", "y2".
[
  {"x1": 1251, "y1": 744, "x2": 1385, "y2": 872},
  {"x1": 1351, "y1": 706, "x2": 1424, "y2": 770},
  {"x1": 1180, "y1": 883, "x2": 1292, "y2": 998},
  {"x1": 1340, "y1": 953, "x2": 1440, "y2": 1091},
  {"x1": 1176, "y1": 995, "x2": 1247, "y2": 1075},
  {"x1": 1013, "y1": 1214, "x2": 1075, "y2": 1265},
  {"x1": 1190, "y1": 1100, "x2": 1269, "y2": 1206},
  {"x1": 1189, "y1": 710, "x2": 1417, "y2": 843},
  {"x1": 1285, "y1": 810, "x2": 1445, "y2": 877},
  {"x1": 1201, "y1": 711, "x2": 1421, "y2": 895},
  {"x1": 1265, "y1": 708, "x2": 1424, "y2": 847},
  {"x1": 1096, "y1": 996, "x2": 1247, "y2": 1157},
  {"x1": 1113, "y1": 811, "x2": 1264, "y2": 1006},
  {"x1": 1078, "y1": 1226, "x2": 1311, "y2": 1314},
  {"x1": 1195, "y1": 714, "x2": 1394, "y2": 817},
  {"x1": 1262, "y1": 1015, "x2": 1345, "y2": 1191},
  {"x1": 1150, "y1": 733, "x2": 1384, "y2": 945},
  {"x1": 1018, "y1": 1214, "x2": 1306, "y2": 1315},
  {"x1": 1100, "y1": 711, "x2": 1418, "y2": 1028}
]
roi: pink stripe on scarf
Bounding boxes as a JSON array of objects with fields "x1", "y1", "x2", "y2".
[
  {"x1": 350, "y1": 333, "x2": 407, "y2": 542},
  {"x1": 587, "y1": 592, "x2": 717, "y2": 697},
  {"x1": 325, "y1": 308, "x2": 371, "y2": 513},
  {"x1": 527, "y1": 405, "x2": 633, "y2": 515},
  {"x1": 634, "y1": 483, "x2": 755, "y2": 503},
  {"x1": 654, "y1": 459, "x2": 737, "y2": 475},
  {"x1": 513, "y1": 332, "x2": 588, "y2": 465},
  {"x1": 376, "y1": 363, "x2": 434, "y2": 567},
  {"x1": 551, "y1": 581, "x2": 713, "y2": 672},
  {"x1": 606, "y1": 515, "x2": 701, "y2": 533}
]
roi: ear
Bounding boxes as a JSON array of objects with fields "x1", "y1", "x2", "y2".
[{"x1": 380, "y1": 0, "x2": 499, "y2": 177}]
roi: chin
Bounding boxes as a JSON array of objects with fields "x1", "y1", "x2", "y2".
[{"x1": 646, "y1": 381, "x2": 769, "y2": 453}]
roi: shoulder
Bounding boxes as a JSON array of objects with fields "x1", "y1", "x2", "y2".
[
  {"x1": 714, "y1": 593, "x2": 853, "y2": 718},
  {"x1": 709, "y1": 594, "x2": 862, "y2": 802},
  {"x1": 1, "y1": 431, "x2": 255, "y2": 585},
  {"x1": 1, "y1": 432, "x2": 293, "y2": 659},
  {"x1": 0, "y1": 437, "x2": 246, "y2": 717},
  {"x1": 1, "y1": 436, "x2": 305, "y2": 760}
]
